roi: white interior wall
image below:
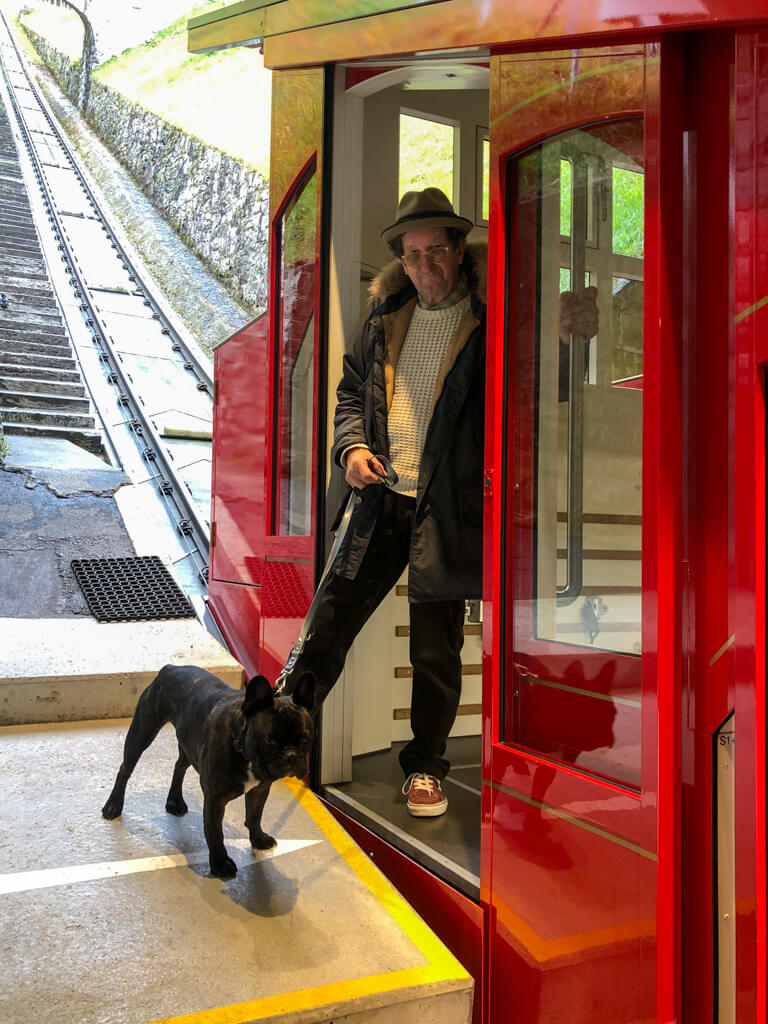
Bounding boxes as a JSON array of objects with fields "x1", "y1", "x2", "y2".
[{"x1": 360, "y1": 86, "x2": 489, "y2": 296}]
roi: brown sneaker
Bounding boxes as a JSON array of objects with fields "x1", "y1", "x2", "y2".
[{"x1": 401, "y1": 773, "x2": 448, "y2": 817}]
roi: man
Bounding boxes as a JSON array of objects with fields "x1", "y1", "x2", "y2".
[
  {"x1": 284, "y1": 187, "x2": 485, "y2": 817},
  {"x1": 282, "y1": 187, "x2": 597, "y2": 818}
]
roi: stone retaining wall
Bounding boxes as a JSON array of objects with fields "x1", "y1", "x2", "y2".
[{"x1": 21, "y1": 27, "x2": 269, "y2": 314}]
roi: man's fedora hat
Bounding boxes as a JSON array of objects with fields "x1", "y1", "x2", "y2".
[{"x1": 381, "y1": 187, "x2": 473, "y2": 244}]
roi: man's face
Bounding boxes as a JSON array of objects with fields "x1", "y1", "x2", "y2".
[{"x1": 399, "y1": 227, "x2": 465, "y2": 306}]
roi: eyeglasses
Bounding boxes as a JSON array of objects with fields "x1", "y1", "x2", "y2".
[{"x1": 401, "y1": 244, "x2": 453, "y2": 268}]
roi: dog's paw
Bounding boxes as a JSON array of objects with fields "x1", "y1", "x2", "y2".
[
  {"x1": 101, "y1": 798, "x2": 123, "y2": 820},
  {"x1": 250, "y1": 832, "x2": 277, "y2": 851},
  {"x1": 209, "y1": 855, "x2": 238, "y2": 879},
  {"x1": 165, "y1": 797, "x2": 188, "y2": 816}
]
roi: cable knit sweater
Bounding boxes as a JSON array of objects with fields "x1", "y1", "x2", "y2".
[{"x1": 388, "y1": 294, "x2": 471, "y2": 496}]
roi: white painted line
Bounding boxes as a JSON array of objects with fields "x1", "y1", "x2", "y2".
[
  {"x1": 0, "y1": 838, "x2": 323, "y2": 895},
  {"x1": 444, "y1": 777, "x2": 481, "y2": 797}
]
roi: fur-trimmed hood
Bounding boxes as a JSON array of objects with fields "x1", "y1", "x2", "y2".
[{"x1": 368, "y1": 239, "x2": 488, "y2": 307}]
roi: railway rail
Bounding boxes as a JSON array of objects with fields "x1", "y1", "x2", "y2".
[{"x1": 0, "y1": 13, "x2": 216, "y2": 599}]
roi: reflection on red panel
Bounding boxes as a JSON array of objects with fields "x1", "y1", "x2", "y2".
[
  {"x1": 209, "y1": 314, "x2": 270, "y2": 675},
  {"x1": 732, "y1": 31, "x2": 768, "y2": 1021},
  {"x1": 513, "y1": 652, "x2": 640, "y2": 788},
  {"x1": 489, "y1": 778, "x2": 655, "y2": 1023},
  {"x1": 206, "y1": 578, "x2": 263, "y2": 681},
  {"x1": 211, "y1": 314, "x2": 269, "y2": 587}
]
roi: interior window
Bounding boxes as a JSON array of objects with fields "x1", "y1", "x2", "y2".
[
  {"x1": 477, "y1": 127, "x2": 490, "y2": 224},
  {"x1": 398, "y1": 110, "x2": 456, "y2": 202},
  {"x1": 506, "y1": 119, "x2": 644, "y2": 788},
  {"x1": 272, "y1": 163, "x2": 317, "y2": 536}
]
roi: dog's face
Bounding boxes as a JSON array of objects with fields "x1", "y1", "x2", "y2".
[{"x1": 239, "y1": 673, "x2": 315, "y2": 782}]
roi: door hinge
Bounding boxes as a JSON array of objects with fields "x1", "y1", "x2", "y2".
[{"x1": 483, "y1": 468, "x2": 493, "y2": 498}]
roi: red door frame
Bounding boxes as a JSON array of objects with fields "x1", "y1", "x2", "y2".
[
  {"x1": 732, "y1": 30, "x2": 768, "y2": 1022},
  {"x1": 483, "y1": 41, "x2": 683, "y2": 1022}
]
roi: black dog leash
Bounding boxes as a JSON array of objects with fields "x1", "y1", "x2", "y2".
[{"x1": 275, "y1": 455, "x2": 397, "y2": 695}]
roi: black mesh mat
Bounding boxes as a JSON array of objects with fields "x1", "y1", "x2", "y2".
[{"x1": 71, "y1": 556, "x2": 196, "y2": 623}]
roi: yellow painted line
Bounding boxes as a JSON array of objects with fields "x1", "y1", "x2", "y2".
[
  {"x1": 485, "y1": 780, "x2": 655, "y2": 861},
  {"x1": 490, "y1": 56, "x2": 656, "y2": 129},
  {"x1": 709, "y1": 633, "x2": 735, "y2": 667},
  {"x1": 735, "y1": 293, "x2": 768, "y2": 324},
  {"x1": 147, "y1": 778, "x2": 470, "y2": 1024}
]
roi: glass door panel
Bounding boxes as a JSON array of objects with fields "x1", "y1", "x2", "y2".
[
  {"x1": 273, "y1": 166, "x2": 317, "y2": 537},
  {"x1": 508, "y1": 119, "x2": 644, "y2": 788},
  {"x1": 261, "y1": 67, "x2": 325, "y2": 681}
]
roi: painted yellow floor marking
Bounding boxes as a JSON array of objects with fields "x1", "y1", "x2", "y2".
[
  {"x1": 146, "y1": 780, "x2": 471, "y2": 1024},
  {"x1": 0, "y1": 838, "x2": 322, "y2": 896}
]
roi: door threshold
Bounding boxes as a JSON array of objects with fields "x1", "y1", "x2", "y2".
[{"x1": 321, "y1": 784, "x2": 481, "y2": 901}]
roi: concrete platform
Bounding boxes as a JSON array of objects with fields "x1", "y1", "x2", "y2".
[
  {"x1": 0, "y1": 617, "x2": 244, "y2": 724},
  {"x1": 0, "y1": 720, "x2": 473, "y2": 1024},
  {"x1": 1, "y1": 433, "x2": 127, "y2": 495}
]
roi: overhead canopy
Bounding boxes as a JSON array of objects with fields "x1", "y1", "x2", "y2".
[
  {"x1": 187, "y1": 0, "x2": 750, "y2": 69},
  {"x1": 186, "y1": 0, "x2": 453, "y2": 61}
]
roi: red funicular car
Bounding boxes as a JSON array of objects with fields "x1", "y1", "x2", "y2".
[{"x1": 189, "y1": 2, "x2": 766, "y2": 1021}]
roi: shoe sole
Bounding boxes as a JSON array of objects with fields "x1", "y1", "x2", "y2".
[{"x1": 407, "y1": 803, "x2": 448, "y2": 817}]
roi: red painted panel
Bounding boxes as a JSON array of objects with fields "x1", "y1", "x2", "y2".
[
  {"x1": 211, "y1": 314, "x2": 269, "y2": 587},
  {"x1": 487, "y1": 780, "x2": 656, "y2": 1022},
  {"x1": 732, "y1": 31, "x2": 768, "y2": 1021},
  {"x1": 206, "y1": 579, "x2": 263, "y2": 680},
  {"x1": 263, "y1": 0, "x2": 768, "y2": 71},
  {"x1": 485, "y1": 44, "x2": 675, "y2": 1023},
  {"x1": 677, "y1": 30, "x2": 734, "y2": 1023}
]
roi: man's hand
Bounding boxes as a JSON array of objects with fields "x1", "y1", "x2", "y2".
[
  {"x1": 345, "y1": 447, "x2": 385, "y2": 489},
  {"x1": 559, "y1": 286, "x2": 599, "y2": 344}
]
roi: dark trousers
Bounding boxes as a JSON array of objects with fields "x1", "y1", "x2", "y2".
[{"x1": 286, "y1": 488, "x2": 465, "y2": 780}]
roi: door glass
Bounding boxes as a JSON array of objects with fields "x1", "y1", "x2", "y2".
[
  {"x1": 508, "y1": 119, "x2": 644, "y2": 787},
  {"x1": 273, "y1": 166, "x2": 317, "y2": 536}
]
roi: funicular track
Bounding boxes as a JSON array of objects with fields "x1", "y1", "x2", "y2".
[{"x1": 0, "y1": 13, "x2": 213, "y2": 591}]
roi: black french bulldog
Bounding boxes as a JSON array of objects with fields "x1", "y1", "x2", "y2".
[{"x1": 102, "y1": 664, "x2": 315, "y2": 878}]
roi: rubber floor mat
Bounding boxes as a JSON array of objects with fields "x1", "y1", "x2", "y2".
[{"x1": 71, "y1": 556, "x2": 195, "y2": 622}]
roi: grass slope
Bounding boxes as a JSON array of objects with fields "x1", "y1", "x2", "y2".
[{"x1": 19, "y1": 2, "x2": 271, "y2": 176}]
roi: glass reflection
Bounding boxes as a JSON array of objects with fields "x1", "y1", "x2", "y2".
[
  {"x1": 508, "y1": 119, "x2": 644, "y2": 787},
  {"x1": 275, "y1": 169, "x2": 317, "y2": 536}
]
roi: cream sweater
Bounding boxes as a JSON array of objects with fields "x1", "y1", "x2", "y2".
[{"x1": 389, "y1": 294, "x2": 471, "y2": 496}]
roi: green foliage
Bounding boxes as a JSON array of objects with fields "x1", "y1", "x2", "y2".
[
  {"x1": 612, "y1": 167, "x2": 644, "y2": 258},
  {"x1": 21, "y1": 0, "x2": 271, "y2": 176},
  {"x1": 282, "y1": 174, "x2": 317, "y2": 268},
  {"x1": 481, "y1": 138, "x2": 489, "y2": 221},
  {"x1": 560, "y1": 158, "x2": 572, "y2": 236},
  {"x1": 560, "y1": 159, "x2": 643, "y2": 259},
  {"x1": 398, "y1": 113, "x2": 454, "y2": 201}
]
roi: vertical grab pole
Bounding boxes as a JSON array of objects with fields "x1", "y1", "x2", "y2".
[{"x1": 557, "y1": 151, "x2": 587, "y2": 606}]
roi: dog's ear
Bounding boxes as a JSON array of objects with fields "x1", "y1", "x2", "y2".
[
  {"x1": 242, "y1": 675, "x2": 274, "y2": 717},
  {"x1": 290, "y1": 671, "x2": 316, "y2": 712}
]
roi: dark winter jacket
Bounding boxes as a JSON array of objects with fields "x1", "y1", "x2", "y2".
[{"x1": 329, "y1": 242, "x2": 487, "y2": 602}]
